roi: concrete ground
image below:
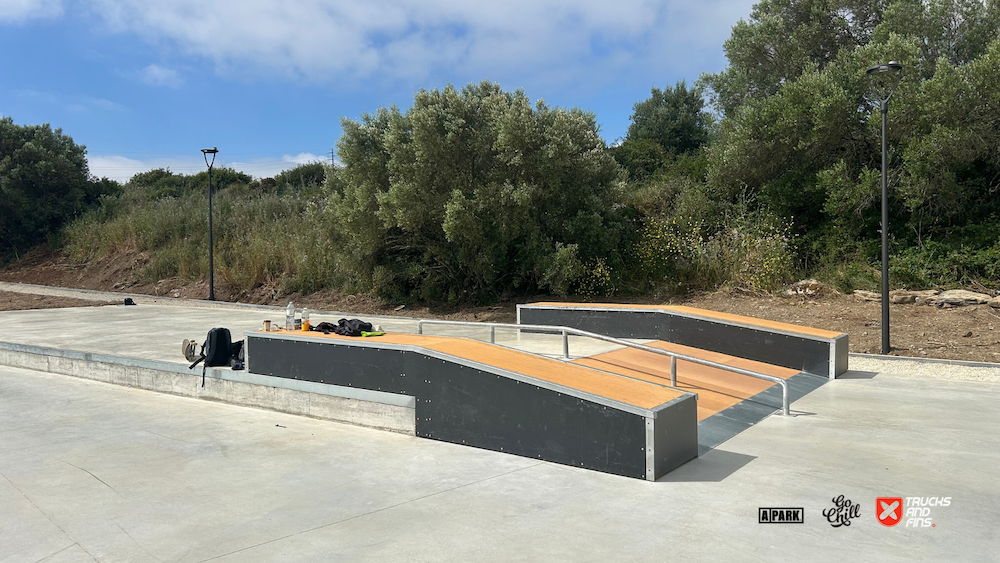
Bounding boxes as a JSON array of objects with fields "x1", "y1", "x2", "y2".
[
  {"x1": 3, "y1": 362, "x2": 998, "y2": 562},
  {"x1": 0, "y1": 304, "x2": 627, "y2": 365},
  {"x1": 1, "y1": 298, "x2": 999, "y2": 562}
]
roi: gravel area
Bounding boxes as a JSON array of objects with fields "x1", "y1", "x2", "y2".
[{"x1": 849, "y1": 354, "x2": 1000, "y2": 383}]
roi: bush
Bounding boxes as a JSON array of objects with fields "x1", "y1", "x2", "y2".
[
  {"x1": 635, "y1": 208, "x2": 794, "y2": 293},
  {"x1": 890, "y1": 241, "x2": 1000, "y2": 290}
]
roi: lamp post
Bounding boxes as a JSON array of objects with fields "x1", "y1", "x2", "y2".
[
  {"x1": 201, "y1": 147, "x2": 218, "y2": 301},
  {"x1": 865, "y1": 61, "x2": 903, "y2": 354}
]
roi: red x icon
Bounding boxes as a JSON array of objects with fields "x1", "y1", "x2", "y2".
[{"x1": 877, "y1": 497, "x2": 903, "y2": 527}]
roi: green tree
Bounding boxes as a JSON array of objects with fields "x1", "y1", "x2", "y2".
[
  {"x1": 702, "y1": 0, "x2": 1000, "y2": 286},
  {"x1": 0, "y1": 117, "x2": 118, "y2": 258},
  {"x1": 126, "y1": 167, "x2": 253, "y2": 199},
  {"x1": 704, "y1": 0, "x2": 890, "y2": 117},
  {"x1": 612, "y1": 81, "x2": 712, "y2": 186},
  {"x1": 624, "y1": 81, "x2": 712, "y2": 155},
  {"x1": 272, "y1": 162, "x2": 327, "y2": 192},
  {"x1": 324, "y1": 81, "x2": 626, "y2": 301}
]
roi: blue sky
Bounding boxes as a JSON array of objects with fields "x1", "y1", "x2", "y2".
[{"x1": 1, "y1": 0, "x2": 755, "y2": 182}]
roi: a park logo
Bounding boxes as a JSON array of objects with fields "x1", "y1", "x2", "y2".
[
  {"x1": 877, "y1": 497, "x2": 903, "y2": 527},
  {"x1": 822, "y1": 495, "x2": 861, "y2": 527},
  {"x1": 758, "y1": 508, "x2": 804, "y2": 524}
]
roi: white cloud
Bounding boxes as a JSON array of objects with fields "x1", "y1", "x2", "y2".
[
  {"x1": 85, "y1": 0, "x2": 754, "y2": 85},
  {"x1": 139, "y1": 64, "x2": 183, "y2": 87},
  {"x1": 0, "y1": 0, "x2": 62, "y2": 22},
  {"x1": 88, "y1": 152, "x2": 327, "y2": 183}
]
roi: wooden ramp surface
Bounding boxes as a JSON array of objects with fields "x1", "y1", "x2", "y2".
[
  {"x1": 573, "y1": 341, "x2": 799, "y2": 421},
  {"x1": 275, "y1": 330, "x2": 686, "y2": 410}
]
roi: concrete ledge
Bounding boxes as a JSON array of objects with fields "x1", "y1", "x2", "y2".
[{"x1": 0, "y1": 341, "x2": 415, "y2": 434}]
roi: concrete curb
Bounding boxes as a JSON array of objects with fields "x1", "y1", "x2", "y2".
[
  {"x1": 0, "y1": 340, "x2": 415, "y2": 434},
  {"x1": 849, "y1": 352, "x2": 1000, "y2": 369}
]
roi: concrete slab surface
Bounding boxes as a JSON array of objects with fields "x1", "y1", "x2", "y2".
[
  {"x1": 1, "y1": 295, "x2": 998, "y2": 561},
  {"x1": 0, "y1": 304, "x2": 626, "y2": 365},
  {"x1": 2, "y1": 358, "x2": 998, "y2": 562}
]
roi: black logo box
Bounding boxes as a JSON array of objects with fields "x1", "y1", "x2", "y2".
[{"x1": 759, "y1": 508, "x2": 805, "y2": 523}]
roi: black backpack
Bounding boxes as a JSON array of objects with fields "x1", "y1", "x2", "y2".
[{"x1": 189, "y1": 328, "x2": 244, "y2": 386}]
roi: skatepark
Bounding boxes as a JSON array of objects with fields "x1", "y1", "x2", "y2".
[{"x1": 1, "y1": 283, "x2": 998, "y2": 561}]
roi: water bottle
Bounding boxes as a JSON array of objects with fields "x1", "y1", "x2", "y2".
[
  {"x1": 302, "y1": 308, "x2": 310, "y2": 331},
  {"x1": 285, "y1": 302, "x2": 295, "y2": 330}
]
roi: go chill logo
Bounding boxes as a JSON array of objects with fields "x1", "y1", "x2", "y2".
[{"x1": 877, "y1": 497, "x2": 951, "y2": 527}]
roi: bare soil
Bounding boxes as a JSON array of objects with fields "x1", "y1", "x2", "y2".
[
  {"x1": 2, "y1": 247, "x2": 998, "y2": 363},
  {"x1": 0, "y1": 292, "x2": 116, "y2": 311}
]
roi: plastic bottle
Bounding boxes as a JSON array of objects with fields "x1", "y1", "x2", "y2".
[
  {"x1": 285, "y1": 302, "x2": 295, "y2": 330},
  {"x1": 302, "y1": 308, "x2": 310, "y2": 331}
]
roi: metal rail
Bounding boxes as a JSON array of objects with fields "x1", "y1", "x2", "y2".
[{"x1": 416, "y1": 319, "x2": 791, "y2": 416}]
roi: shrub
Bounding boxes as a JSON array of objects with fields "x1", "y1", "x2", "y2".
[{"x1": 635, "y1": 209, "x2": 794, "y2": 293}]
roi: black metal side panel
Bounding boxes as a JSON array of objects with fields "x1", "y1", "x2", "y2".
[
  {"x1": 412, "y1": 355, "x2": 647, "y2": 479},
  {"x1": 250, "y1": 338, "x2": 417, "y2": 395},
  {"x1": 520, "y1": 307, "x2": 662, "y2": 339},
  {"x1": 661, "y1": 315, "x2": 831, "y2": 376},
  {"x1": 520, "y1": 307, "x2": 831, "y2": 376},
  {"x1": 652, "y1": 395, "x2": 698, "y2": 479},
  {"x1": 248, "y1": 336, "x2": 649, "y2": 479}
]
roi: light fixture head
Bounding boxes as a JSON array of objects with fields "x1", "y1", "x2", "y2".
[
  {"x1": 201, "y1": 147, "x2": 219, "y2": 155},
  {"x1": 866, "y1": 61, "x2": 903, "y2": 76}
]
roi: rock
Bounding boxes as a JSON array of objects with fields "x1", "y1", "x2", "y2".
[
  {"x1": 784, "y1": 279, "x2": 828, "y2": 297},
  {"x1": 935, "y1": 289, "x2": 992, "y2": 306},
  {"x1": 891, "y1": 293, "x2": 916, "y2": 304},
  {"x1": 990, "y1": 296, "x2": 1000, "y2": 309},
  {"x1": 853, "y1": 290, "x2": 881, "y2": 301}
]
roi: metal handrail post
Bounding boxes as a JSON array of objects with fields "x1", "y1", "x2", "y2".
[
  {"x1": 670, "y1": 356, "x2": 677, "y2": 387},
  {"x1": 562, "y1": 330, "x2": 569, "y2": 359},
  {"x1": 490, "y1": 325, "x2": 495, "y2": 344}
]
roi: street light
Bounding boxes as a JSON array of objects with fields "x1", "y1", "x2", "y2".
[
  {"x1": 201, "y1": 147, "x2": 218, "y2": 301},
  {"x1": 865, "y1": 61, "x2": 903, "y2": 354}
]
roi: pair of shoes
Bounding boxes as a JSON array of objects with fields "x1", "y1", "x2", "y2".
[{"x1": 182, "y1": 339, "x2": 199, "y2": 362}]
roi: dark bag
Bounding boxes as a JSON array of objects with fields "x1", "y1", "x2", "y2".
[
  {"x1": 312, "y1": 318, "x2": 372, "y2": 336},
  {"x1": 189, "y1": 327, "x2": 233, "y2": 386},
  {"x1": 230, "y1": 339, "x2": 245, "y2": 371},
  {"x1": 338, "y1": 318, "x2": 373, "y2": 336}
]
